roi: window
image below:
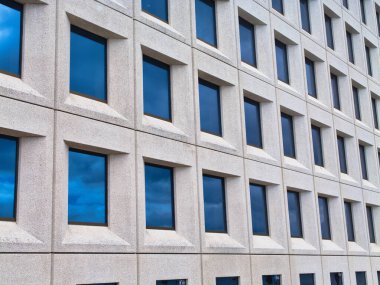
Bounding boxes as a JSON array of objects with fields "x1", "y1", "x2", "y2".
[
  {"x1": 360, "y1": 0, "x2": 366, "y2": 24},
  {"x1": 305, "y1": 58, "x2": 317, "y2": 97},
  {"x1": 287, "y1": 191, "x2": 303, "y2": 238},
  {"x1": 281, "y1": 113, "x2": 296, "y2": 158},
  {"x1": 300, "y1": 0, "x2": 311, "y2": 33},
  {"x1": 342, "y1": 0, "x2": 348, "y2": 9},
  {"x1": 263, "y1": 275, "x2": 281, "y2": 285},
  {"x1": 344, "y1": 201, "x2": 355, "y2": 242},
  {"x1": 156, "y1": 280, "x2": 187, "y2": 285},
  {"x1": 366, "y1": 206, "x2": 376, "y2": 243},
  {"x1": 377, "y1": 272, "x2": 380, "y2": 285},
  {"x1": 325, "y1": 14, "x2": 334, "y2": 50},
  {"x1": 312, "y1": 125, "x2": 324, "y2": 167},
  {"x1": 0, "y1": 135, "x2": 18, "y2": 220},
  {"x1": 356, "y1": 272, "x2": 367, "y2": 285},
  {"x1": 70, "y1": 26, "x2": 107, "y2": 101},
  {"x1": 68, "y1": 149, "x2": 107, "y2": 225},
  {"x1": 359, "y1": 144, "x2": 368, "y2": 180},
  {"x1": 143, "y1": 56, "x2": 171, "y2": 121},
  {"x1": 195, "y1": 0, "x2": 217, "y2": 47},
  {"x1": 80, "y1": 284, "x2": 118, "y2": 285},
  {"x1": 203, "y1": 175, "x2": 227, "y2": 233},
  {"x1": 300, "y1": 274, "x2": 315, "y2": 285},
  {"x1": 216, "y1": 277, "x2": 239, "y2": 285},
  {"x1": 244, "y1": 98, "x2": 262, "y2": 148},
  {"x1": 0, "y1": 0, "x2": 22, "y2": 77},
  {"x1": 318, "y1": 196, "x2": 331, "y2": 240},
  {"x1": 199, "y1": 79, "x2": 222, "y2": 136},
  {"x1": 372, "y1": 97, "x2": 379, "y2": 129},
  {"x1": 337, "y1": 135, "x2": 348, "y2": 174},
  {"x1": 365, "y1": 45, "x2": 373, "y2": 76},
  {"x1": 250, "y1": 184, "x2": 269, "y2": 236},
  {"x1": 377, "y1": 10, "x2": 380, "y2": 36},
  {"x1": 275, "y1": 39, "x2": 289, "y2": 84},
  {"x1": 239, "y1": 17, "x2": 256, "y2": 67},
  {"x1": 352, "y1": 86, "x2": 361, "y2": 121},
  {"x1": 330, "y1": 73, "x2": 341, "y2": 110},
  {"x1": 272, "y1": 0, "x2": 284, "y2": 14},
  {"x1": 330, "y1": 273, "x2": 343, "y2": 285},
  {"x1": 145, "y1": 164, "x2": 175, "y2": 230},
  {"x1": 141, "y1": 0, "x2": 168, "y2": 22},
  {"x1": 346, "y1": 31, "x2": 354, "y2": 64}
]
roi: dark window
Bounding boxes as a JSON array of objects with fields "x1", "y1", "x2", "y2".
[
  {"x1": 199, "y1": 79, "x2": 222, "y2": 136},
  {"x1": 344, "y1": 201, "x2": 355, "y2": 242},
  {"x1": 318, "y1": 196, "x2": 331, "y2": 240},
  {"x1": 272, "y1": 0, "x2": 284, "y2": 14},
  {"x1": 287, "y1": 191, "x2": 303, "y2": 238},
  {"x1": 360, "y1": 0, "x2": 366, "y2": 24},
  {"x1": 372, "y1": 97, "x2": 379, "y2": 129},
  {"x1": 377, "y1": 272, "x2": 380, "y2": 285},
  {"x1": 365, "y1": 46, "x2": 373, "y2": 76},
  {"x1": 142, "y1": 0, "x2": 168, "y2": 22},
  {"x1": 342, "y1": 0, "x2": 348, "y2": 9},
  {"x1": 325, "y1": 14, "x2": 334, "y2": 50},
  {"x1": 250, "y1": 184, "x2": 269, "y2": 236},
  {"x1": 143, "y1": 56, "x2": 171, "y2": 121},
  {"x1": 156, "y1": 280, "x2": 187, "y2": 285},
  {"x1": 377, "y1": 10, "x2": 380, "y2": 36},
  {"x1": 281, "y1": 113, "x2": 296, "y2": 158},
  {"x1": 195, "y1": 0, "x2": 217, "y2": 47},
  {"x1": 80, "y1": 284, "x2": 118, "y2": 285},
  {"x1": 312, "y1": 125, "x2": 324, "y2": 167},
  {"x1": 145, "y1": 164, "x2": 175, "y2": 230},
  {"x1": 0, "y1": 135, "x2": 18, "y2": 220},
  {"x1": 203, "y1": 175, "x2": 227, "y2": 233},
  {"x1": 0, "y1": 0, "x2": 22, "y2": 77},
  {"x1": 366, "y1": 206, "x2": 376, "y2": 243},
  {"x1": 359, "y1": 144, "x2": 368, "y2": 180},
  {"x1": 352, "y1": 86, "x2": 361, "y2": 121},
  {"x1": 263, "y1": 275, "x2": 281, "y2": 285},
  {"x1": 346, "y1": 31, "x2": 355, "y2": 64},
  {"x1": 275, "y1": 40, "x2": 289, "y2": 83},
  {"x1": 330, "y1": 273, "x2": 344, "y2": 285},
  {"x1": 216, "y1": 277, "x2": 239, "y2": 285},
  {"x1": 68, "y1": 149, "x2": 107, "y2": 225},
  {"x1": 305, "y1": 58, "x2": 317, "y2": 97},
  {"x1": 356, "y1": 272, "x2": 367, "y2": 285},
  {"x1": 331, "y1": 73, "x2": 341, "y2": 110},
  {"x1": 244, "y1": 98, "x2": 262, "y2": 148},
  {"x1": 300, "y1": 274, "x2": 315, "y2": 285},
  {"x1": 300, "y1": 0, "x2": 311, "y2": 33},
  {"x1": 239, "y1": 17, "x2": 256, "y2": 67},
  {"x1": 70, "y1": 26, "x2": 107, "y2": 101},
  {"x1": 337, "y1": 135, "x2": 348, "y2": 174}
]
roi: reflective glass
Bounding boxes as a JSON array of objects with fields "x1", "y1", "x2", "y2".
[
  {"x1": 331, "y1": 73, "x2": 340, "y2": 110},
  {"x1": 330, "y1": 273, "x2": 343, "y2": 285},
  {"x1": 346, "y1": 31, "x2": 354, "y2": 64},
  {"x1": 342, "y1": 0, "x2": 348, "y2": 9},
  {"x1": 287, "y1": 191, "x2": 303, "y2": 238},
  {"x1": 356, "y1": 272, "x2": 367, "y2": 285},
  {"x1": 353, "y1": 86, "x2": 361, "y2": 121},
  {"x1": 372, "y1": 97, "x2": 379, "y2": 129},
  {"x1": 145, "y1": 164, "x2": 175, "y2": 230},
  {"x1": 344, "y1": 201, "x2": 355, "y2": 242},
  {"x1": 216, "y1": 277, "x2": 239, "y2": 285},
  {"x1": 272, "y1": 0, "x2": 284, "y2": 14},
  {"x1": 199, "y1": 79, "x2": 222, "y2": 136},
  {"x1": 366, "y1": 206, "x2": 376, "y2": 243},
  {"x1": 300, "y1": 274, "x2": 315, "y2": 285},
  {"x1": 156, "y1": 281, "x2": 186, "y2": 285},
  {"x1": 195, "y1": 0, "x2": 217, "y2": 46},
  {"x1": 275, "y1": 40, "x2": 289, "y2": 83},
  {"x1": 0, "y1": 136, "x2": 17, "y2": 220},
  {"x1": 142, "y1": 0, "x2": 168, "y2": 22},
  {"x1": 337, "y1": 136, "x2": 348, "y2": 174},
  {"x1": 300, "y1": 0, "x2": 311, "y2": 33},
  {"x1": 250, "y1": 184, "x2": 269, "y2": 236},
  {"x1": 143, "y1": 56, "x2": 171, "y2": 121},
  {"x1": 70, "y1": 26, "x2": 107, "y2": 101},
  {"x1": 325, "y1": 15, "x2": 334, "y2": 50},
  {"x1": 68, "y1": 149, "x2": 107, "y2": 225},
  {"x1": 263, "y1": 275, "x2": 281, "y2": 285},
  {"x1": 244, "y1": 98, "x2": 262, "y2": 148},
  {"x1": 359, "y1": 144, "x2": 368, "y2": 180},
  {"x1": 312, "y1": 125, "x2": 324, "y2": 167},
  {"x1": 318, "y1": 196, "x2": 331, "y2": 240},
  {"x1": 360, "y1": 0, "x2": 366, "y2": 24},
  {"x1": 239, "y1": 17, "x2": 256, "y2": 67},
  {"x1": 365, "y1": 46, "x2": 372, "y2": 76},
  {"x1": 203, "y1": 175, "x2": 227, "y2": 233},
  {"x1": 281, "y1": 113, "x2": 296, "y2": 158},
  {"x1": 305, "y1": 58, "x2": 317, "y2": 97}
]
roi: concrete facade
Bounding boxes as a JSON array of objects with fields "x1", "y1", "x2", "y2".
[{"x1": 2, "y1": 0, "x2": 380, "y2": 284}]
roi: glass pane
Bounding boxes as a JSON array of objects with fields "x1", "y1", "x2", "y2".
[
  {"x1": 239, "y1": 17, "x2": 256, "y2": 67},
  {"x1": 318, "y1": 197, "x2": 331, "y2": 240},
  {"x1": 250, "y1": 184, "x2": 269, "y2": 236},
  {"x1": 347, "y1": 32, "x2": 355, "y2": 64},
  {"x1": 356, "y1": 272, "x2": 367, "y2": 285},
  {"x1": 216, "y1": 277, "x2": 239, "y2": 285},
  {"x1": 203, "y1": 175, "x2": 227, "y2": 233},
  {"x1": 275, "y1": 40, "x2": 289, "y2": 83},
  {"x1": 337, "y1": 136, "x2": 348, "y2": 174},
  {"x1": 312, "y1": 125, "x2": 324, "y2": 167},
  {"x1": 330, "y1": 273, "x2": 343, "y2": 285},
  {"x1": 360, "y1": 0, "x2": 366, "y2": 24},
  {"x1": 281, "y1": 113, "x2": 296, "y2": 158},
  {"x1": 244, "y1": 98, "x2": 262, "y2": 148},
  {"x1": 353, "y1": 86, "x2": 361, "y2": 121},
  {"x1": 359, "y1": 144, "x2": 368, "y2": 180},
  {"x1": 300, "y1": 274, "x2": 315, "y2": 285},
  {"x1": 325, "y1": 15, "x2": 334, "y2": 50},
  {"x1": 142, "y1": 0, "x2": 168, "y2": 22},
  {"x1": 377, "y1": 272, "x2": 380, "y2": 285},
  {"x1": 366, "y1": 206, "x2": 376, "y2": 243},
  {"x1": 372, "y1": 98, "x2": 379, "y2": 129},
  {"x1": 272, "y1": 0, "x2": 284, "y2": 14},
  {"x1": 199, "y1": 79, "x2": 222, "y2": 136},
  {"x1": 305, "y1": 58, "x2": 317, "y2": 97},
  {"x1": 145, "y1": 164, "x2": 175, "y2": 229},
  {"x1": 287, "y1": 191, "x2": 303, "y2": 238},
  {"x1": 300, "y1": 0, "x2": 311, "y2": 33},
  {"x1": 143, "y1": 56, "x2": 171, "y2": 121},
  {"x1": 342, "y1": 0, "x2": 348, "y2": 9},
  {"x1": 81, "y1": 284, "x2": 118, "y2": 285},
  {"x1": 195, "y1": 0, "x2": 217, "y2": 46},
  {"x1": 70, "y1": 26, "x2": 107, "y2": 101},
  {"x1": 263, "y1": 275, "x2": 281, "y2": 285},
  {"x1": 331, "y1": 74, "x2": 341, "y2": 110},
  {"x1": 366, "y1": 46, "x2": 372, "y2": 76},
  {"x1": 156, "y1": 280, "x2": 187, "y2": 285},
  {"x1": 68, "y1": 149, "x2": 107, "y2": 225},
  {"x1": 377, "y1": 11, "x2": 380, "y2": 36},
  {"x1": 344, "y1": 202, "x2": 355, "y2": 242}
]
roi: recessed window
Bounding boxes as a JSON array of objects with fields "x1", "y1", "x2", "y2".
[
  {"x1": 68, "y1": 149, "x2": 107, "y2": 225},
  {"x1": 377, "y1": 272, "x2": 380, "y2": 285},
  {"x1": 325, "y1": 14, "x2": 334, "y2": 50},
  {"x1": 244, "y1": 98, "x2": 262, "y2": 148},
  {"x1": 365, "y1": 45, "x2": 373, "y2": 76},
  {"x1": 359, "y1": 144, "x2": 368, "y2": 180},
  {"x1": 79, "y1": 283, "x2": 118, "y2": 285},
  {"x1": 330, "y1": 273, "x2": 343, "y2": 285},
  {"x1": 318, "y1": 196, "x2": 331, "y2": 240},
  {"x1": 346, "y1": 31, "x2": 355, "y2": 64},
  {"x1": 203, "y1": 175, "x2": 227, "y2": 233},
  {"x1": 312, "y1": 125, "x2": 324, "y2": 167},
  {"x1": 281, "y1": 113, "x2": 296, "y2": 158},
  {"x1": 300, "y1": 274, "x2": 315, "y2": 285},
  {"x1": 199, "y1": 79, "x2": 222, "y2": 136},
  {"x1": 330, "y1": 73, "x2": 341, "y2": 110},
  {"x1": 275, "y1": 39, "x2": 289, "y2": 84},
  {"x1": 195, "y1": 0, "x2": 217, "y2": 47},
  {"x1": 376, "y1": 10, "x2": 380, "y2": 36},
  {"x1": 0, "y1": 0, "x2": 22, "y2": 77},
  {"x1": 0, "y1": 135, "x2": 18, "y2": 221},
  {"x1": 263, "y1": 275, "x2": 281, "y2": 285},
  {"x1": 366, "y1": 206, "x2": 376, "y2": 243},
  {"x1": 287, "y1": 191, "x2": 303, "y2": 238},
  {"x1": 141, "y1": 0, "x2": 168, "y2": 22},
  {"x1": 216, "y1": 277, "x2": 239, "y2": 285},
  {"x1": 344, "y1": 201, "x2": 355, "y2": 242},
  {"x1": 145, "y1": 164, "x2": 175, "y2": 230},
  {"x1": 300, "y1": 0, "x2": 311, "y2": 33},
  {"x1": 250, "y1": 184, "x2": 269, "y2": 236},
  {"x1": 272, "y1": 0, "x2": 284, "y2": 14},
  {"x1": 305, "y1": 58, "x2": 317, "y2": 97},
  {"x1": 239, "y1": 17, "x2": 256, "y2": 67},
  {"x1": 360, "y1": 0, "x2": 366, "y2": 24},
  {"x1": 352, "y1": 86, "x2": 361, "y2": 121},
  {"x1": 342, "y1": 0, "x2": 348, "y2": 9},
  {"x1": 356, "y1": 272, "x2": 367, "y2": 285},
  {"x1": 337, "y1": 135, "x2": 348, "y2": 174},
  {"x1": 143, "y1": 55, "x2": 171, "y2": 121},
  {"x1": 156, "y1": 280, "x2": 187, "y2": 285},
  {"x1": 372, "y1": 97, "x2": 379, "y2": 129}
]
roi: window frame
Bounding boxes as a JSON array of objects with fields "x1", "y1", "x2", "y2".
[
  {"x1": 275, "y1": 39, "x2": 290, "y2": 84},
  {"x1": 330, "y1": 272, "x2": 344, "y2": 285},
  {"x1": 239, "y1": 17, "x2": 257, "y2": 67},
  {"x1": 360, "y1": 0, "x2": 366, "y2": 24},
  {"x1": 244, "y1": 97, "x2": 263, "y2": 148},
  {"x1": 372, "y1": 97, "x2": 379, "y2": 130},
  {"x1": 344, "y1": 201, "x2": 355, "y2": 242},
  {"x1": 337, "y1": 135, "x2": 348, "y2": 174},
  {"x1": 311, "y1": 125, "x2": 324, "y2": 167},
  {"x1": 195, "y1": 0, "x2": 218, "y2": 48},
  {"x1": 366, "y1": 206, "x2": 376, "y2": 244},
  {"x1": 346, "y1": 31, "x2": 355, "y2": 64},
  {"x1": 141, "y1": 0, "x2": 169, "y2": 23},
  {"x1": 216, "y1": 276, "x2": 239, "y2": 285},
  {"x1": 305, "y1": 57, "x2": 317, "y2": 98},
  {"x1": 325, "y1": 14, "x2": 334, "y2": 50},
  {"x1": 359, "y1": 144, "x2": 368, "y2": 180},
  {"x1": 272, "y1": 0, "x2": 284, "y2": 14},
  {"x1": 352, "y1": 85, "x2": 361, "y2": 121},
  {"x1": 365, "y1": 45, "x2": 373, "y2": 77},
  {"x1": 249, "y1": 183, "x2": 269, "y2": 236},
  {"x1": 318, "y1": 196, "x2": 332, "y2": 240},
  {"x1": 355, "y1": 271, "x2": 367, "y2": 285},
  {"x1": 300, "y1": 0, "x2": 311, "y2": 33},
  {"x1": 281, "y1": 112, "x2": 296, "y2": 159},
  {"x1": 300, "y1": 273, "x2": 315, "y2": 285},
  {"x1": 287, "y1": 190, "x2": 303, "y2": 238},
  {"x1": 330, "y1": 73, "x2": 341, "y2": 110}
]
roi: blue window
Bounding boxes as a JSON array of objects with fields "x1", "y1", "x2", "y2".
[
  {"x1": 318, "y1": 196, "x2": 331, "y2": 240},
  {"x1": 142, "y1": 0, "x2": 168, "y2": 22},
  {"x1": 239, "y1": 17, "x2": 256, "y2": 67},
  {"x1": 263, "y1": 275, "x2": 281, "y2": 285},
  {"x1": 0, "y1": 0, "x2": 22, "y2": 77},
  {"x1": 195, "y1": 0, "x2": 217, "y2": 47},
  {"x1": 275, "y1": 40, "x2": 289, "y2": 84},
  {"x1": 330, "y1": 273, "x2": 344, "y2": 285},
  {"x1": 300, "y1": 274, "x2": 315, "y2": 285},
  {"x1": 344, "y1": 201, "x2": 355, "y2": 242},
  {"x1": 356, "y1": 272, "x2": 367, "y2": 285},
  {"x1": 203, "y1": 175, "x2": 227, "y2": 233},
  {"x1": 365, "y1": 45, "x2": 373, "y2": 76},
  {"x1": 216, "y1": 277, "x2": 239, "y2": 285},
  {"x1": 143, "y1": 56, "x2": 171, "y2": 121},
  {"x1": 312, "y1": 125, "x2": 324, "y2": 167},
  {"x1": 157, "y1": 280, "x2": 186, "y2": 285},
  {"x1": 360, "y1": 0, "x2": 366, "y2": 24},
  {"x1": 145, "y1": 164, "x2": 175, "y2": 230},
  {"x1": 300, "y1": 0, "x2": 311, "y2": 33},
  {"x1": 272, "y1": 0, "x2": 284, "y2": 14},
  {"x1": 288, "y1": 191, "x2": 303, "y2": 238},
  {"x1": 342, "y1": 0, "x2": 348, "y2": 9},
  {"x1": 199, "y1": 79, "x2": 222, "y2": 136},
  {"x1": 70, "y1": 26, "x2": 107, "y2": 101},
  {"x1": 0, "y1": 135, "x2": 18, "y2": 220},
  {"x1": 250, "y1": 184, "x2": 269, "y2": 236},
  {"x1": 331, "y1": 73, "x2": 341, "y2": 110},
  {"x1": 68, "y1": 149, "x2": 107, "y2": 225},
  {"x1": 281, "y1": 113, "x2": 296, "y2": 158},
  {"x1": 337, "y1": 135, "x2": 348, "y2": 174},
  {"x1": 353, "y1": 86, "x2": 361, "y2": 121},
  {"x1": 244, "y1": 98, "x2": 262, "y2": 148},
  {"x1": 305, "y1": 58, "x2": 317, "y2": 97},
  {"x1": 347, "y1": 31, "x2": 355, "y2": 64},
  {"x1": 366, "y1": 206, "x2": 376, "y2": 243},
  {"x1": 372, "y1": 97, "x2": 379, "y2": 129},
  {"x1": 359, "y1": 144, "x2": 368, "y2": 180},
  {"x1": 325, "y1": 15, "x2": 334, "y2": 50},
  {"x1": 82, "y1": 284, "x2": 117, "y2": 285}
]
